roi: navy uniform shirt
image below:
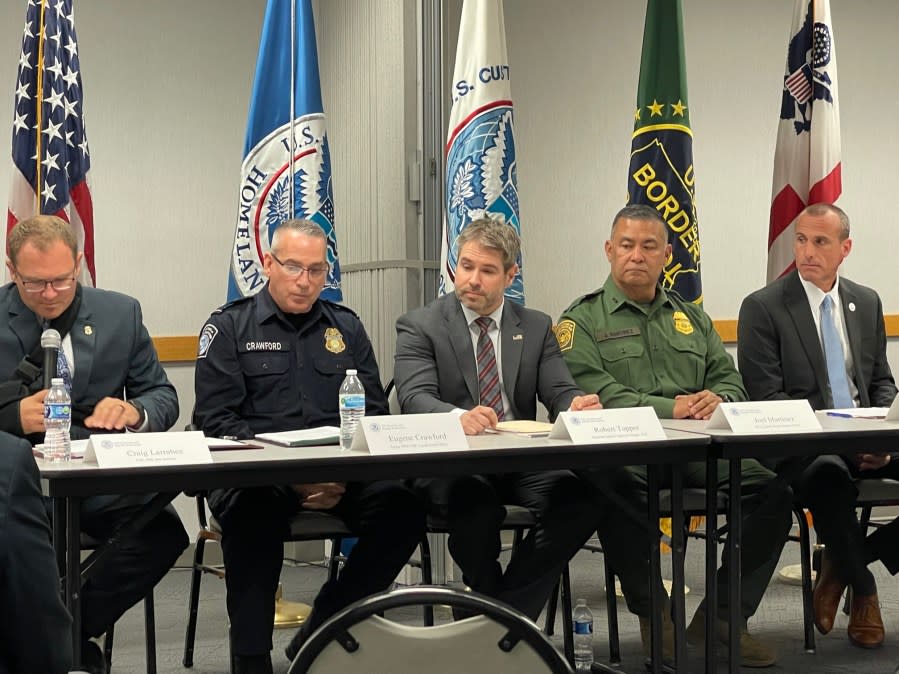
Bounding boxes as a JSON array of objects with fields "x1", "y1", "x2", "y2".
[{"x1": 193, "y1": 284, "x2": 388, "y2": 439}]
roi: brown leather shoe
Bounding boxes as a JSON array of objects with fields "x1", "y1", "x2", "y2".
[
  {"x1": 813, "y1": 550, "x2": 846, "y2": 635},
  {"x1": 848, "y1": 593, "x2": 884, "y2": 649}
]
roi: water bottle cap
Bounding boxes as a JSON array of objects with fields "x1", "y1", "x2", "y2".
[
  {"x1": 51, "y1": 377, "x2": 64, "y2": 386},
  {"x1": 346, "y1": 369, "x2": 357, "y2": 375}
]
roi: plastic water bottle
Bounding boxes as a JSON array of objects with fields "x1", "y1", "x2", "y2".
[
  {"x1": 573, "y1": 598, "x2": 594, "y2": 672},
  {"x1": 338, "y1": 369, "x2": 365, "y2": 449},
  {"x1": 43, "y1": 377, "x2": 72, "y2": 462}
]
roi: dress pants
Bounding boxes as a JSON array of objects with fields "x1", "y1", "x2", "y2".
[
  {"x1": 585, "y1": 459, "x2": 792, "y2": 621},
  {"x1": 414, "y1": 470, "x2": 597, "y2": 620},
  {"x1": 75, "y1": 495, "x2": 188, "y2": 638},
  {"x1": 0, "y1": 433, "x2": 72, "y2": 674},
  {"x1": 789, "y1": 453, "x2": 899, "y2": 595},
  {"x1": 210, "y1": 480, "x2": 424, "y2": 656}
]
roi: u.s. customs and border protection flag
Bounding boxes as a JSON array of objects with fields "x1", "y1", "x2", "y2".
[
  {"x1": 228, "y1": 0, "x2": 341, "y2": 301},
  {"x1": 8, "y1": 0, "x2": 95, "y2": 286},
  {"x1": 439, "y1": 0, "x2": 523, "y2": 304},
  {"x1": 626, "y1": 0, "x2": 701, "y2": 304},
  {"x1": 767, "y1": 0, "x2": 840, "y2": 282}
]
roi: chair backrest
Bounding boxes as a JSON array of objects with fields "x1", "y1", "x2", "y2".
[
  {"x1": 384, "y1": 377, "x2": 401, "y2": 415},
  {"x1": 288, "y1": 586, "x2": 574, "y2": 674}
]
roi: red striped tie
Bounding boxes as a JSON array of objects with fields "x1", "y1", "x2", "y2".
[{"x1": 475, "y1": 317, "x2": 504, "y2": 420}]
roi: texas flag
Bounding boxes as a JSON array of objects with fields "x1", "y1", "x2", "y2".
[{"x1": 767, "y1": 0, "x2": 841, "y2": 282}]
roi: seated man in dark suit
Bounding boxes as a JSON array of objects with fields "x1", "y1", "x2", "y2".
[
  {"x1": 393, "y1": 217, "x2": 600, "y2": 621},
  {"x1": 0, "y1": 215, "x2": 188, "y2": 673},
  {"x1": 739, "y1": 202, "x2": 899, "y2": 648},
  {"x1": 0, "y1": 431, "x2": 72, "y2": 674},
  {"x1": 194, "y1": 219, "x2": 424, "y2": 674}
]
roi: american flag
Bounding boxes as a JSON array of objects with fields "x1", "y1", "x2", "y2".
[{"x1": 8, "y1": 0, "x2": 95, "y2": 285}]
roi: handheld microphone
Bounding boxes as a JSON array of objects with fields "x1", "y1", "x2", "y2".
[{"x1": 40, "y1": 328, "x2": 61, "y2": 389}]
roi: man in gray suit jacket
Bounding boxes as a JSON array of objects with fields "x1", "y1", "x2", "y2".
[
  {"x1": 0, "y1": 215, "x2": 187, "y2": 673},
  {"x1": 394, "y1": 218, "x2": 600, "y2": 619},
  {"x1": 738, "y1": 203, "x2": 899, "y2": 649}
]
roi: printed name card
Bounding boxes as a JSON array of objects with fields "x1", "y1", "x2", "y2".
[
  {"x1": 84, "y1": 431, "x2": 213, "y2": 468},
  {"x1": 351, "y1": 413, "x2": 468, "y2": 454},
  {"x1": 549, "y1": 407, "x2": 666, "y2": 444},
  {"x1": 707, "y1": 400, "x2": 820, "y2": 433}
]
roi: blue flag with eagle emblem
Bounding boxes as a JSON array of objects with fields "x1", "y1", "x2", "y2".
[
  {"x1": 626, "y1": 0, "x2": 701, "y2": 304},
  {"x1": 227, "y1": 0, "x2": 341, "y2": 302},
  {"x1": 439, "y1": 0, "x2": 523, "y2": 304}
]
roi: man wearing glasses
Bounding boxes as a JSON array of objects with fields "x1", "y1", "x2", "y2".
[
  {"x1": 0, "y1": 214, "x2": 188, "y2": 674},
  {"x1": 194, "y1": 218, "x2": 423, "y2": 674}
]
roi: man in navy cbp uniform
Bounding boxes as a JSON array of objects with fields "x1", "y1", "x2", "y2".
[{"x1": 193, "y1": 219, "x2": 425, "y2": 674}]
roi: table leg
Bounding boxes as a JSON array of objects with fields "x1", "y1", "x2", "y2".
[
  {"x1": 647, "y1": 464, "x2": 662, "y2": 674},
  {"x1": 67, "y1": 496, "x2": 82, "y2": 666},
  {"x1": 705, "y1": 454, "x2": 717, "y2": 672},
  {"x1": 670, "y1": 464, "x2": 687, "y2": 671},
  {"x1": 727, "y1": 457, "x2": 742, "y2": 674}
]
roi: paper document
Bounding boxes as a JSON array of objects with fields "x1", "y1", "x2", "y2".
[
  {"x1": 256, "y1": 426, "x2": 340, "y2": 447},
  {"x1": 34, "y1": 438, "x2": 88, "y2": 460},
  {"x1": 490, "y1": 420, "x2": 554, "y2": 437},
  {"x1": 206, "y1": 438, "x2": 263, "y2": 450}
]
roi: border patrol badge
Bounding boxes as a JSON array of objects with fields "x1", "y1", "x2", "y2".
[
  {"x1": 673, "y1": 311, "x2": 694, "y2": 335},
  {"x1": 197, "y1": 324, "x2": 218, "y2": 359},
  {"x1": 324, "y1": 327, "x2": 345, "y2": 354},
  {"x1": 554, "y1": 320, "x2": 576, "y2": 352}
]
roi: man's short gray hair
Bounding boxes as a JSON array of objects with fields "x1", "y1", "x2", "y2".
[{"x1": 610, "y1": 204, "x2": 668, "y2": 239}]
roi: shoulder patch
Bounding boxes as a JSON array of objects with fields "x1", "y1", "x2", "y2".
[
  {"x1": 554, "y1": 319, "x2": 576, "y2": 352},
  {"x1": 197, "y1": 323, "x2": 219, "y2": 358}
]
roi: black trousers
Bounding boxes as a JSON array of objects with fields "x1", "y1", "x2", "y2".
[
  {"x1": 75, "y1": 495, "x2": 188, "y2": 638},
  {"x1": 414, "y1": 470, "x2": 597, "y2": 620},
  {"x1": 0, "y1": 433, "x2": 72, "y2": 674},
  {"x1": 788, "y1": 453, "x2": 899, "y2": 594},
  {"x1": 583, "y1": 460, "x2": 793, "y2": 621},
  {"x1": 210, "y1": 480, "x2": 424, "y2": 656}
]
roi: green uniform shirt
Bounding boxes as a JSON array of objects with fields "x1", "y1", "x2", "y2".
[{"x1": 557, "y1": 276, "x2": 746, "y2": 418}]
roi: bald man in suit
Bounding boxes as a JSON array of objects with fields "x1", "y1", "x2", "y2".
[
  {"x1": 394, "y1": 218, "x2": 600, "y2": 620},
  {"x1": 738, "y1": 203, "x2": 899, "y2": 649}
]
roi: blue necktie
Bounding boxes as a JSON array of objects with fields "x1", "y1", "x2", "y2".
[{"x1": 820, "y1": 295, "x2": 853, "y2": 408}]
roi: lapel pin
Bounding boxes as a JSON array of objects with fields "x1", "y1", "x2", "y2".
[
  {"x1": 848, "y1": 302, "x2": 856, "y2": 312},
  {"x1": 84, "y1": 325, "x2": 93, "y2": 335},
  {"x1": 512, "y1": 334, "x2": 523, "y2": 341}
]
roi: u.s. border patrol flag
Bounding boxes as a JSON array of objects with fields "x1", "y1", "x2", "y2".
[
  {"x1": 767, "y1": 0, "x2": 841, "y2": 282},
  {"x1": 439, "y1": 0, "x2": 523, "y2": 304},
  {"x1": 627, "y1": 0, "x2": 701, "y2": 304},
  {"x1": 8, "y1": 0, "x2": 95, "y2": 286},
  {"x1": 227, "y1": 0, "x2": 341, "y2": 302}
]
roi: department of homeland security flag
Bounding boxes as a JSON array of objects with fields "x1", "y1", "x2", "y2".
[
  {"x1": 228, "y1": 0, "x2": 341, "y2": 302},
  {"x1": 8, "y1": 0, "x2": 95, "y2": 286},
  {"x1": 767, "y1": 0, "x2": 841, "y2": 282},
  {"x1": 626, "y1": 0, "x2": 701, "y2": 304},
  {"x1": 439, "y1": 0, "x2": 523, "y2": 304}
]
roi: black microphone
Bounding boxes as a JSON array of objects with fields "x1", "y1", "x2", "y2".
[{"x1": 41, "y1": 328, "x2": 61, "y2": 389}]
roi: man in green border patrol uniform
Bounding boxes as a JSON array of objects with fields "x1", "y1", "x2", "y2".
[{"x1": 558, "y1": 204, "x2": 790, "y2": 668}]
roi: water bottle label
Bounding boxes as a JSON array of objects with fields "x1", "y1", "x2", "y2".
[
  {"x1": 44, "y1": 403, "x2": 72, "y2": 421},
  {"x1": 574, "y1": 620, "x2": 593, "y2": 635},
  {"x1": 339, "y1": 394, "x2": 365, "y2": 411}
]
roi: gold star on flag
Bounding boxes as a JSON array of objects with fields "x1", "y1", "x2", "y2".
[
  {"x1": 671, "y1": 100, "x2": 687, "y2": 116},
  {"x1": 634, "y1": 107, "x2": 642, "y2": 121},
  {"x1": 647, "y1": 99, "x2": 664, "y2": 117}
]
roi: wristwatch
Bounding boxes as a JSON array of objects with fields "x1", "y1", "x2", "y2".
[
  {"x1": 719, "y1": 393, "x2": 733, "y2": 403},
  {"x1": 126, "y1": 399, "x2": 146, "y2": 430}
]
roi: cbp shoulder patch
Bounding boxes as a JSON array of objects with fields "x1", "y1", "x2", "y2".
[
  {"x1": 673, "y1": 311, "x2": 694, "y2": 335},
  {"x1": 554, "y1": 319, "x2": 576, "y2": 352},
  {"x1": 197, "y1": 324, "x2": 218, "y2": 359}
]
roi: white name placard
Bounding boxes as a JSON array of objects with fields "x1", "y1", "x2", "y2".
[
  {"x1": 707, "y1": 400, "x2": 820, "y2": 433},
  {"x1": 351, "y1": 413, "x2": 468, "y2": 454},
  {"x1": 549, "y1": 407, "x2": 665, "y2": 444},
  {"x1": 84, "y1": 431, "x2": 213, "y2": 468}
]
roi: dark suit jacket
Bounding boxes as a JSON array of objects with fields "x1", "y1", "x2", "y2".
[
  {"x1": 0, "y1": 431, "x2": 72, "y2": 673},
  {"x1": 394, "y1": 293, "x2": 582, "y2": 420},
  {"x1": 737, "y1": 270, "x2": 897, "y2": 409},
  {"x1": 0, "y1": 284, "x2": 178, "y2": 440}
]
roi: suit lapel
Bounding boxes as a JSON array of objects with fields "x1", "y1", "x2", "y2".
[
  {"x1": 443, "y1": 297, "x2": 479, "y2": 405},
  {"x1": 784, "y1": 272, "x2": 831, "y2": 402},
  {"x1": 839, "y1": 282, "x2": 867, "y2": 404},
  {"x1": 69, "y1": 298, "x2": 95, "y2": 401},
  {"x1": 8, "y1": 297, "x2": 39, "y2": 356},
  {"x1": 500, "y1": 303, "x2": 523, "y2": 415}
]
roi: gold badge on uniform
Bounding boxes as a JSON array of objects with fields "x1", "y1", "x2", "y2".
[
  {"x1": 324, "y1": 327, "x2": 346, "y2": 353},
  {"x1": 554, "y1": 319, "x2": 576, "y2": 352},
  {"x1": 84, "y1": 325, "x2": 93, "y2": 336},
  {"x1": 673, "y1": 311, "x2": 694, "y2": 335}
]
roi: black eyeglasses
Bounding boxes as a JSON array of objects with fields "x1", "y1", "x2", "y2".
[
  {"x1": 269, "y1": 252, "x2": 329, "y2": 280},
  {"x1": 14, "y1": 270, "x2": 77, "y2": 293}
]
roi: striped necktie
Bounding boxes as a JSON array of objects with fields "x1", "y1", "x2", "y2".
[{"x1": 474, "y1": 317, "x2": 504, "y2": 420}]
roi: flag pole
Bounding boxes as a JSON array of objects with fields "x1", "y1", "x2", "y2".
[
  {"x1": 34, "y1": 0, "x2": 49, "y2": 210},
  {"x1": 288, "y1": 0, "x2": 296, "y2": 221}
]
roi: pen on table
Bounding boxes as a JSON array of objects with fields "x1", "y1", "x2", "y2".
[{"x1": 826, "y1": 412, "x2": 853, "y2": 418}]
